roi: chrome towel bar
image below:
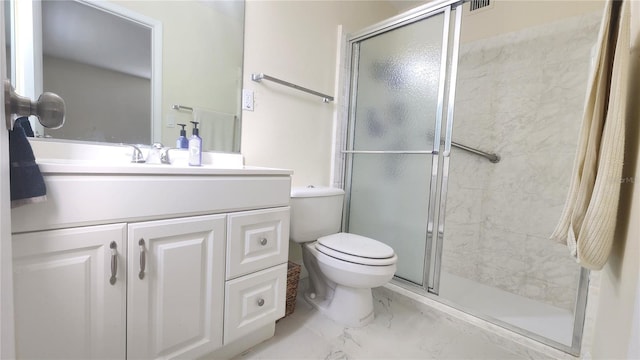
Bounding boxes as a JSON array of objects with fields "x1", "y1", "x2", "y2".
[
  {"x1": 171, "y1": 104, "x2": 193, "y2": 112},
  {"x1": 251, "y1": 73, "x2": 334, "y2": 103}
]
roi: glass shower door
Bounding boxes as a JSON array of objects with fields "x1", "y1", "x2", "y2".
[{"x1": 345, "y1": 10, "x2": 449, "y2": 286}]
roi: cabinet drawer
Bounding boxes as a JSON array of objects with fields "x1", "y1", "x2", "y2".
[
  {"x1": 224, "y1": 263, "x2": 287, "y2": 344},
  {"x1": 226, "y1": 207, "x2": 290, "y2": 279}
]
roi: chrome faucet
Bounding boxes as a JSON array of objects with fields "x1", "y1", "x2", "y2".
[
  {"x1": 146, "y1": 143, "x2": 172, "y2": 164},
  {"x1": 160, "y1": 147, "x2": 171, "y2": 165},
  {"x1": 127, "y1": 144, "x2": 145, "y2": 163}
]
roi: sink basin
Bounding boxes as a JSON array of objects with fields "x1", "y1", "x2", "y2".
[{"x1": 27, "y1": 138, "x2": 261, "y2": 174}]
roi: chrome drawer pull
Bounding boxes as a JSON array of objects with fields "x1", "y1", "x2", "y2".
[
  {"x1": 259, "y1": 237, "x2": 268, "y2": 246},
  {"x1": 138, "y1": 238, "x2": 146, "y2": 280},
  {"x1": 109, "y1": 241, "x2": 117, "y2": 285},
  {"x1": 257, "y1": 298, "x2": 265, "y2": 307}
]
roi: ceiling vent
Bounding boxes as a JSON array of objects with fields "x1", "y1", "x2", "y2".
[{"x1": 469, "y1": 0, "x2": 492, "y2": 12}]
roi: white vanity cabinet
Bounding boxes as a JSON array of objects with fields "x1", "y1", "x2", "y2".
[
  {"x1": 10, "y1": 166, "x2": 292, "y2": 360},
  {"x1": 12, "y1": 224, "x2": 127, "y2": 360},
  {"x1": 126, "y1": 214, "x2": 226, "y2": 359}
]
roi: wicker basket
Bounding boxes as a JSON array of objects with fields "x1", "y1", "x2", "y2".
[{"x1": 283, "y1": 261, "x2": 301, "y2": 318}]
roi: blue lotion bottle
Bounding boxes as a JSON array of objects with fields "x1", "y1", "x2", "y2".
[
  {"x1": 188, "y1": 121, "x2": 202, "y2": 166},
  {"x1": 176, "y1": 123, "x2": 188, "y2": 149}
]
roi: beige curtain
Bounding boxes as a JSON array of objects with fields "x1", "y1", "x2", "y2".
[{"x1": 550, "y1": 0, "x2": 629, "y2": 270}]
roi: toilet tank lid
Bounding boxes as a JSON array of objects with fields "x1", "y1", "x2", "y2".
[{"x1": 291, "y1": 186, "x2": 345, "y2": 198}]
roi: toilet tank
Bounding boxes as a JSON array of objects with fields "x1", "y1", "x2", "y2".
[{"x1": 290, "y1": 186, "x2": 345, "y2": 243}]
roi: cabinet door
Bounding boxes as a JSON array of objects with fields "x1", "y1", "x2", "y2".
[
  {"x1": 127, "y1": 214, "x2": 225, "y2": 360},
  {"x1": 12, "y1": 224, "x2": 126, "y2": 359}
]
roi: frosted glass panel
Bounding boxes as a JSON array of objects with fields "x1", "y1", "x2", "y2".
[
  {"x1": 346, "y1": 12, "x2": 445, "y2": 285},
  {"x1": 348, "y1": 154, "x2": 432, "y2": 284},
  {"x1": 353, "y1": 14, "x2": 444, "y2": 151}
]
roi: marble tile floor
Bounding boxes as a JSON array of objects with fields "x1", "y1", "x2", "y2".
[{"x1": 233, "y1": 287, "x2": 534, "y2": 360}]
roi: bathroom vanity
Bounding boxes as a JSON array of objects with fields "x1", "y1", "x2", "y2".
[{"x1": 10, "y1": 146, "x2": 292, "y2": 359}]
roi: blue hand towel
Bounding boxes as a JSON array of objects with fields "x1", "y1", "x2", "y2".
[
  {"x1": 9, "y1": 117, "x2": 47, "y2": 208},
  {"x1": 15, "y1": 117, "x2": 34, "y2": 137}
]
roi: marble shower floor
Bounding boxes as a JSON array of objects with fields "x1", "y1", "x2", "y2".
[{"x1": 233, "y1": 288, "x2": 529, "y2": 360}]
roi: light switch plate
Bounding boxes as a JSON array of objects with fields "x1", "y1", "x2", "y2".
[
  {"x1": 166, "y1": 114, "x2": 175, "y2": 128},
  {"x1": 242, "y1": 89, "x2": 254, "y2": 111}
]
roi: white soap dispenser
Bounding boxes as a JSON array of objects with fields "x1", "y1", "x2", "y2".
[{"x1": 188, "y1": 121, "x2": 202, "y2": 166}]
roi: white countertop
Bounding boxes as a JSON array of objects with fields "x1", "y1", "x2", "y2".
[
  {"x1": 36, "y1": 159, "x2": 293, "y2": 176},
  {"x1": 27, "y1": 139, "x2": 293, "y2": 176}
]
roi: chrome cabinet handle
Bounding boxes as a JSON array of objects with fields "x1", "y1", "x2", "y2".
[
  {"x1": 109, "y1": 241, "x2": 117, "y2": 285},
  {"x1": 257, "y1": 298, "x2": 265, "y2": 307},
  {"x1": 259, "y1": 237, "x2": 268, "y2": 246},
  {"x1": 138, "y1": 238, "x2": 146, "y2": 280}
]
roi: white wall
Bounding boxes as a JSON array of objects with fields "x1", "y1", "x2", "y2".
[{"x1": 242, "y1": 0, "x2": 398, "y2": 187}]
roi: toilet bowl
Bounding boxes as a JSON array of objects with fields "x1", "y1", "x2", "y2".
[{"x1": 290, "y1": 187, "x2": 397, "y2": 327}]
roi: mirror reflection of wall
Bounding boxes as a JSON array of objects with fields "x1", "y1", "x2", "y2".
[
  {"x1": 7, "y1": 0, "x2": 245, "y2": 153},
  {"x1": 42, "y1": 0, "x2": 152, "y2": 144}
]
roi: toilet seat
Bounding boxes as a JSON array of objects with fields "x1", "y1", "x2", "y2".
[{"x1": 316, "y1": 233, "x2": 397, "y2": 266}]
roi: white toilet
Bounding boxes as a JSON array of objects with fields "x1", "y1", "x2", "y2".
[{"x1": 290, "y1": 186, "x2": 397, "y2": 327}]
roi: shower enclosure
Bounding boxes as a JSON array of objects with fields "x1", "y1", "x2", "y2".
[{"x1": 340, "y1": 0, "x2": 603, "y2": 354}]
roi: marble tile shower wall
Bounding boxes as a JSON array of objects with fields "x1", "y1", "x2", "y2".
[{"x1": 442, "y1": 11, "x2": 602, "y2": 310}]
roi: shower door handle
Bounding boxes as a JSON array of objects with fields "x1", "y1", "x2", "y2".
[{"x1": 4, "y1": 80, "x2": 66, "y2": 131}]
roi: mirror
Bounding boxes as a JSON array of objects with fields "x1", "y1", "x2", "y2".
[{"x1": 6, "y1": 0, "x2": 244, "y2": 153}]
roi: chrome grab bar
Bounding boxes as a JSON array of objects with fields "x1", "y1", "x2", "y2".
[
  {"x1": 251, "y1": 73, "x2": 334, "y2": 103},
  {"x1": 451, "y1": 141, "x2": 500, "y2": 163}
]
